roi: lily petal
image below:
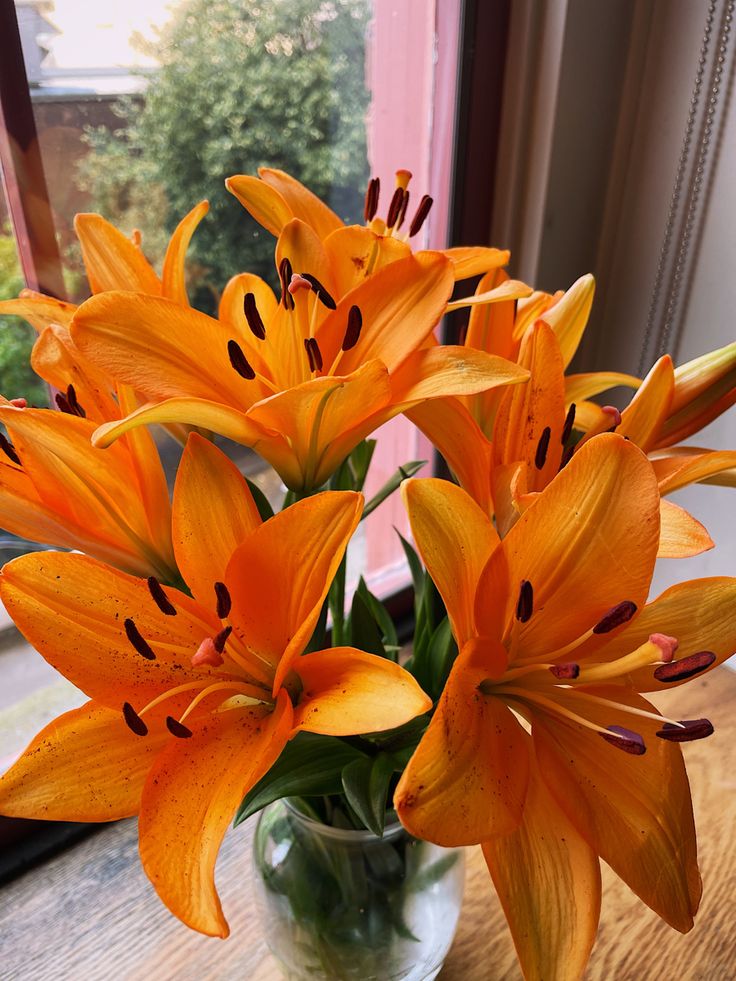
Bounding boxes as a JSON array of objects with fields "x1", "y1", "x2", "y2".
[
  {"x1": 565, "y1": 370, "x2": 641, "y2": 404},
  {"x1": 540, "y1": 273, "x2": 595, "y2": 368},
  {"x1": 161, "y1": 200, "x2": 209, "y2": 306},
  {"x1": 658, "y1": 499, "x2": 713, "y2": 558},
  {"x1": 259, "y1": 167, "x2": 343, "y2": 240},
  {"x1": 0, "y1": 290, "x2": 76, "y2": 333},
  {"x1": 322, "y1": 225, "x2": 411, "y2": 298},
  {"x1": 292, "y1": 647, "x2": 431, "y2": 735},
  {"x1": 533, "y1": 686, "x2": 701, "y2": 932},
  {"x1": 74, "y1": 214, "x2": 162, "y2": 295},
  {"x1": 395, "y1": 642, "x2": 528, "y2": 846},
  {"x1": 172, "y1": 434, "x2": 262, "y2": 608},
  {"x1": 445, "y1": 278, "x2": 533, "y2": 312},
  {"x1": 652, "y1": 448, "x2": 736, "y2": 495},
  {"x1": 483, "y1": 765, "x2": 601, "y2": 981},
  {"x1": 390, "y1": 346, "x2": 528, "y2": 407},
  {"x1": 225, "y1": 174, "x2": 293, "y2": 236},
  {"x1": 31, "y1": 324, "x2": 119, "y2": 421},
  {"x1": 476, "y1": 435, "x2": 660, "y2": 661},
  {"x1": 439, "y1": 246, "x2": 509, "y2": 280},
  {"x1": 0, "y1": 552, "x2": 220, "y2": 707},
  {"x1": 225, "y1": 492, "x2": 363, "y2": 693},
  {"x1": 402, "y1": 477, "x2": 498, "y2": 647},
  {"x1": 0, "y1": 701, "x2": 169, "y2": 821},
  {"x1": 618, "y1": 355, "x2": 675, "y2": 451},
  {"x1": 139, "y1": 692, "x2": 292, "y2": 937},
  {"x1": 581, "y1": 577, "x2": 736, "y2": 690}
]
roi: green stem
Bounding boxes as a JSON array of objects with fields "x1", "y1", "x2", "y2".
[{"x1": 328, "y1": 553, "x2": 347, "y2": 646}]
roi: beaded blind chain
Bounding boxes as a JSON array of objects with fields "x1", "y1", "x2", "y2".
[{"x1": 639, "y1": 0, "x2": 736, "y2": 375}]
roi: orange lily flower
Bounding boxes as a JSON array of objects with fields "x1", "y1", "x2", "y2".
[
  {"x1": 0, "y1": 399, "x2": 176, "y2": 579},
  {"x1": 226, "y1": 167, "x2": 511, "y2": 292},
  {"x1": 70, "y1": 227, "x2": 530, "y2": 491},
  {"x1": 0, "y1": 435, "x2": 430, "y2": 937},
  {"x1": 396, "y1": 435, "x2": 736, "y2": 980}
]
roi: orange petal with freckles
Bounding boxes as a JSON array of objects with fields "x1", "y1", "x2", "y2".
[
  {"x1": 407, "y1": 398, "x2": 494, "y2": 515},
  {"x1": 0, "y1": 700, "x2": 170, "y2": 821},
  {"x1": 74, "y1": 214, "x2": 162, "y2": 295},
  {"x1": 225, "y1": 491, "x2": 363, "y2": 693},
  {"x1": 394, "y1": 643, "x2": 529, "y2": 846},
  {"x1": 245, "y1": 362, "x2": 392, "y2": 491},
  {"x1": 72, "y1": 292, "x2": 265, "y2": 407},
  {"x1": 492, "y1": 320, "x2": 566, "y2": 493},
  {"x1": 292, "y1": 648, "x2": 431, "y2": 735},
  {"x1": 578, "y1": 577, "x2": 736, "y2": 690},
  {"x1": 322, "y1": 225, "x2": 411, "y2": 297},
  {"x1": 173, "y1": 434, "x2": 262, "y2": 608},
  {"x1": 225, "y1": 174, "x2": 294, "y2": 236},
  {"x1": 658, "y1": 499, "x2": 713, "y2": 558},
  {"x1": 402, "y1": 477, "x2": 498, "y2": 648},
  {"x1": 31, "y1": 324, "x2": 120, "y2": 421},
  {"x1": 316, "y1": 251, "x2": 453, "y2": 375},
  {"x1": 439, "y1": 246, "x2": 509, "y2": 280},
  {"x1": 0, "y1": 551, "x2": 220, "y2": 709},
  {"x1": 476, "y1": 435, "x2": 660, "y2": 662},
  {"x1": 0, "y1": 290, "x2": 76, "y2": 333},
  {"x1": 259, "y1": 167, "x2": 343, "y2": 240},
  {"x1": 483, "y1": 765, "x2": 601, "y2": 981},
  {"x1": 139, "y1": 692, "x2": 293, "y2": 937},
  {"x1": 533, "y1": 686, "x2": 701, "y2": 932},
  {"x1": 390, "y1": 346, "x2": 528, "y2": 407},
  {"x1": 162, "y1": 200, "x2": 209, "y2": 306},
  {"x1": 618, "y1": 355, "x2": 675, "y2": 451},
  {"x1": 540, "y1": 273, "x2": 595, "y2": 367}
]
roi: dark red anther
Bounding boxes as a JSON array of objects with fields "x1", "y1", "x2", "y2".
[
  {"x1": 593, "y1": 600, "x2": 637, "y2": 634},
  {"x1": 549, "y1": 662, "x2": 580, "y2": 680},
  {"x1": 534, "y1": 427, "x2": 551, "y2": 470},
  {"x1": 364, "y1": 177, "x2": 380, "y2": 222},
  {"x1": 66, "y1": 384, "x2": 86, "y2": 418},
  {"x1": 279, "y1": 257, "x2": 295, "y2": 310},
  {"x1": 396, "y1": 189, "x2": 410, "y2": 230},
  {"x1": 342, "y1": 305, "x2": 362, "y2": 351},
  {"x1": 147, "y1": 576, "x2": 177, "y2": 616},
  {"x1": 409, "y1": 195, "x2": 433, "y2": 237},
  {"x1": 122, "y1": 702, "x2": 148, "y2": 737},
  {"x1": 214, "y1": 581, "x2": 232, "y2": 619},
  {"x1": 386, "y1": 186, "x2": 404, "y2": 228},
  {"x1": 55, "y1": 392, "x2": 74, "y2": 415},
  {"x1": 300, "y1": 273, "x2": 336, "y2": 310},
  {"x1": 656, "y1": 718, "x2": 714, "y2": 742},
  {"x1": 304, "y1": 337, "x2": 323, "y2": 373},
  {"x1": 214, "y1": 624, "x2": 233, "y2": 653},
  {"x1": 600, "y1": 725, "x2": 646, "y2": 755},
  {"x1": 243, "y1": 292, "x2": 266, "y2": 339},
  {"x1": 559, "y1": 444, "x2": 575, "y2": 471},
  {"x1": 228, "y1": 339, "x2": 256, "y2": 380},
  {"x1": 124, "y1": 618, "x2": 156, "y2": 660},
  {"x1": 0, "y1": 432, "x2": 21, "y2": 466},
  {"x1": 653, "y1": 650, "x2": 716, "y2": 683},
  {"x1": 166, "y1": 716, "x2": 193, "y2": 739},
  {"x1": 516, "y1": 579, "x2": 533, "y2": 623},
  {"x1": 561, "y1": 403, "x2": 576, "y2": 445}
]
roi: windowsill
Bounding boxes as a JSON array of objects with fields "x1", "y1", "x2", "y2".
[{"x1": 0, "y1": 669, "x2": 734, "y2": 977}]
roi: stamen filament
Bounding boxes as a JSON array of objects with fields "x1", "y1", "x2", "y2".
[{"x1": 178, "y1": 680, "x2": 270, "y2": 724}]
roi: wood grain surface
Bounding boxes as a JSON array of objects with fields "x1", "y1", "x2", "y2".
[{"x1": 1, "y1": 669, "x2": 734, "y2": 980}]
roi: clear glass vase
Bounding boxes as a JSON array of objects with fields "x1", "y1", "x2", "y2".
[{"x1": 252, "y1": 799, "x2": 465, "y2": 980}]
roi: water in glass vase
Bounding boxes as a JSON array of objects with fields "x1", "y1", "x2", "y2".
[{"x1": 252, "y1": 800, "x2": 465, "y2": 980}]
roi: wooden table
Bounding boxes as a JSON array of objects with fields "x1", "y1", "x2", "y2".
[{"x1": 1, "y1": 669, "x2": 734, "y2": 980}]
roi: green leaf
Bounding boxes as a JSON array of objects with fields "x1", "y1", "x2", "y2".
[
  {"x1": 349, "y1": 438, "x2": 377, "y2": 490},
  {"x1": 356, "y1": 577, "x2": 398, "y2": 650},
  {"x1": 329, "y1": 456, "x2": 356, "y2": 491},
  {"x1": 348, "y1": 589, "x2": 387, "y2": 658},
  {"x1": 396, "y1": 529, "x2": 424, "y2": 616},
  {"x1": 245, "y1": 477, "x2": 274, "y2": 521},
  {"x1": 235, "y1": 733, "x2": 368, "y2": 825},
  {"x1": 341, "y1": 753, "x2": 398, "y2": 836},
  {"x1": 303, "y1": 596, "x2": 328, "y2": 654},
  {"x1": 428, "y1": 615, "x2": 458, "y2": 697},
  {"x1": 362, "y1": 460, "x2": 426, "y2": 520}
]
